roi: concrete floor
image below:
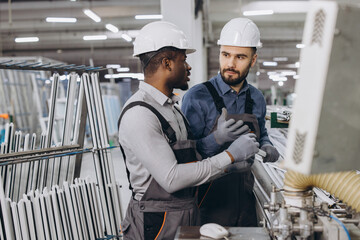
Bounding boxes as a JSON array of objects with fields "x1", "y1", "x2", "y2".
[{"x1": 79, "y1": 147, "x2": 132, "y2": 220}]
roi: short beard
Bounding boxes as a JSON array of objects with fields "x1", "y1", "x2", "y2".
[
  {"x1": 220, "y1": 62, "x2": 252, "y2": 86},
  {"x1": 179, "y1": 84, "x2": 189, "y2": 91}
]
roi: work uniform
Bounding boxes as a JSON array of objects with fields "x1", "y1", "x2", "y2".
[
  {"x1": 182, "y1": 73, "x2": 272, "y2": 226},
  {"x1": 118, "y1": 81, "x2": 233, "y2": 239}
]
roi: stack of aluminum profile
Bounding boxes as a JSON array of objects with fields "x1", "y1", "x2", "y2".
[{"x1": 0, "y1": 66, "x2": 123, "y2": 239}]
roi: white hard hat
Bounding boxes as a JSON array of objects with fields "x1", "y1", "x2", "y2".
[
  {"x1": 133, "y1": 21, "x2": 196, "y2": 57},
  {"x1": 217, "y1": 18, "x2": 262, "y2": 48}
]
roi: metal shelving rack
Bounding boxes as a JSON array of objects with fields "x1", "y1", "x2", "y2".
[{"x1": 0, "y1": 60, "x2": 122, "y2": 239}]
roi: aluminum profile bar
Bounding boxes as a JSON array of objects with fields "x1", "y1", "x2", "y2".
[{"x1": 42, "y1": 73, "x2": 59, "y2": 189}]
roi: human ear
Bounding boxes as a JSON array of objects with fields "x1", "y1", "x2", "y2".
[
  {"x1": 162, "y1": 58, "x2": 172, "y2": 71},
  {"x1": 251, "y1": 54, "x2": 257, "y2": 67}
]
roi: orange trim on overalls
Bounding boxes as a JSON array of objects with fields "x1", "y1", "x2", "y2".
[
  {"x1": 154, "y1": 212, "x2": 167, "y2": 240},
  {"x1": 197, "y1": 181, "x2": 213, "y2": 208}
]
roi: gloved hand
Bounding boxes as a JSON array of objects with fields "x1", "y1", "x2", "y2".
[
  {"x1": 213, "y1": 108, "x2": 249, "y2": 145},
  {"x1": 226, "y1": 133, "x2": 259, "y2": 162},
  {"x1": 261, "y1": 144, "x2": 280, "y2": 163},
  {"x1": 224, "y1": 157, "x2": 254, "y2": 173}
]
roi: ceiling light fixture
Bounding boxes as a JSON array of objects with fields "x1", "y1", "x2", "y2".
[
  {"x1": 273, "y1": 57, "x2": 288, "y2": 62},
  {"x1": 263, "y1": 61, "x2": 278, "y2": 67},
  {"x1": 280, "y1": 71, "x2": 297, "y2": 76},
  {"x1": 46, "y1": 17, "x2": 77, "y2": 23},
  {"x1": 296, "y1": 43, "x2": 305, "y2": 48},
  {"x1": 121, "y1": 33, "x2": 132, "y2": 42},
  {"x1": 135, "y1": 14, "x2": 163, "y2": 20},
  {"x1": 105, "y1": 73, "x2": 144, "y2": 80},
  {"x1": 270, "y1": 75, "x2": 287, "y2": 81},
  {"x1": 106, "y1": 64, "x2": 121, "y2": 69},
  {"x1": 15, "y1": 37, "x2": 39, "y2": 43},
  {"x1": 83, "y1": 35, "x2": 107, "y2": 41},
  {"x1": 83, "y1": 9, "x2": 101, "y2": 22},
  {"x1": 278, "y1": 81, "x2": 284, "y2": 86},
  {"x1": 267, "y1": 71, "x2": 277, "y2": 75},
  {"x1": 243, "y1": 10, "x2": 274, "y2": 16},
  {"x1": 105, "y1": 24, "x2": 119, "y2": 33},
  {"x1": 117, "y1": 67, "x2": 130, "y2": 72}
]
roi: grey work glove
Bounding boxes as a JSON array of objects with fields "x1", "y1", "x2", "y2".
[
  {"x1": 261, "y1": 144, "x2": 280, "y2": 163},
  {"x1": 226, "y1": 133, "x2": 259, "y2": 163},
  {"x1": 225, "y1": 157, "x2": 254, "y2": 173},
  {"x1": 213, "y1": 108, "x2": 249, "y2": 145}
]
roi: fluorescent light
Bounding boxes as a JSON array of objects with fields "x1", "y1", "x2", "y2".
[
  {"x1": 296, "y1": 43, "x2": 305, "y2": 48},
  {"x1": 15, "y1": 37, "x2": 39, "y2": 43},
  {"x1": 270, "y1": 75, "x2": 287, "y2": 81},
  {"x1": 106, "y1": 64, "x2": 121, "y2": 69},
  {"x1": 243, "y1": 10, "x2": 274, "y2": 16},
  {"x1": 59, "y1": 75, "x2": 68, "y2": 81},
  {"x1": 45, "y1": 80, "x2": 51, "y2": 84},
  {"x1": 263, "y1": 61, "x2": 278, "y2": 67},
  {"x1": 105, "y1": 73, "x2": 144, "y2": 80},
  {"x1": 280, "y1": 71, "x2": 296, "y2": 76},
  {"x1": 278, "y1": 81, "x2": 284, "y2": 86},
  {"x1": 295, "y1": 62, "x2": 300, "y2": 68},
  {"x1": 106, "y1": 24, "x2": 119, "y2": 33},
  {"x1": 256, "y1": 71, "x2": 260, "y2": 76},
  {"x1": 121, "y1": 33, "x2": 132, "y2": 42},
  {"x1": 83, "y1": 9, "x2": 101, "y2": 22},
  {"x1": 293, "y1": 75, "x2": 300, "y2": 79},
  {"x1": 267, "y1": 71, "x2": 277, "y2": 76},
  {"x1": 273, "y1": 57, "x2": 288, "y2": 62},
  {"x1": 117, "y1": 67, "x2": 130, "y2": 72},
  {"x1": 83, "y1": 35, "x2": 107, "y2": 41},
  {"x1": 46, "y1": 17, "x2": 77, "y2": 23},
  {"x1": 135, "y1": 14, "x2": 163, "y2": 20}
]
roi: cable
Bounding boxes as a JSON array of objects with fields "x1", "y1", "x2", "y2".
[{"x1": 330, "y1": 214, "x2": 351, "y2": 240}]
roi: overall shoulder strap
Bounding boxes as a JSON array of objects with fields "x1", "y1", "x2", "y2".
[
  {"x1": 203, "y1": 81, "x2": 225, "y2": 114},
  {"x1": 118, "y1": 101, "x2": 177, "y2": 144},
  {"x1": 173, "y1": 106, "x2": 195, "y2": 140},
  {"x1": 245, "y1": 88, "x2": 254, "y2": 114},
  {"x1": 117, "y1": 101, "x2": 177, "y2": 198}
]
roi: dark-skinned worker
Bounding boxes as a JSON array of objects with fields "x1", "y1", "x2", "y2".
[
  {"x1": 182, "y1": 18, "x2": 280, "y2": 227},
  {"x1": 118, "y1": 21, "x2": 260, "y2": 239}
]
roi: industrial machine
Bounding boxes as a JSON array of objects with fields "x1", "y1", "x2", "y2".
[
  {"x1": 176, "y1": 1, "x2": 360, "y2": 239},
  {"x1": 253, "y1": 1, "x2": 360, "y2": 240}
]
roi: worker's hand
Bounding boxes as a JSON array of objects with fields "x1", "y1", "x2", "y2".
[
  {"x1": 261, "y1": 144, "x2": 279, "y2": 163},
  {"x1": 226, "y1": 133, "x2": 259, "y2": 162},
  {"x1": 213, "y1": 108, "x2": 249, "y2": 145},
  {"x1": 224, "y1": 157, "x2": 254, "y2": 173}
]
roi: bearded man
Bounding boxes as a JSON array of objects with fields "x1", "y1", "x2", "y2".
[{"x1": 181, "y1": 18, "x2": 279, "y2": 227}]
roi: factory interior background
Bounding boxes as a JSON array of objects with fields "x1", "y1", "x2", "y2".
[{"x1": 0, "y1": 0, "x2": 359, "y2": 239}]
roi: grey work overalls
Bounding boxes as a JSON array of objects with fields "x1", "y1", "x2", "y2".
[
  {"x1": 118, "y1": 101, "x2": 200, "y2": 240},
  {"x1": 197, "y1": 82, "x2": 259, "y2": 227}
]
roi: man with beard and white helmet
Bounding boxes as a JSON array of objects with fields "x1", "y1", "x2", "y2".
[
  {"x1": 182, "y1": 18, "x2": 279, "y2": 227},
  {"x1": 118, "y1": 21, "x2": 260, "y2": 239}
]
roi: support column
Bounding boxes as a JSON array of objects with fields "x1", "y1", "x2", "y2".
[{"x1": 161, "y1": 0, "x2": 207, "y2": 100}]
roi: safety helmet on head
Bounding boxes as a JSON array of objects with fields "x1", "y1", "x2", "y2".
[
  {"x1": 217, "y1": 18, "x2": 262, "y2": 48},
  {"x1": 133, "y1": 21, "x2": 196, "y2": 57}
]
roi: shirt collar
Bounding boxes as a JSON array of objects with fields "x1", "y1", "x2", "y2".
[
  {"x1": 215, "y1": 73, "x2": 249, "y2": 95},
  {"x1": 139, "y1": 81, "x2": 180, "y2": 106}
]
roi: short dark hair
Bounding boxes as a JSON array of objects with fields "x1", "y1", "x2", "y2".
[
  {"x1": 139, "y1": 47, "x2": 184, "y2": 76},
  {"x1": 251, "y1": 47, "x2": 257, "y2": 55}
]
